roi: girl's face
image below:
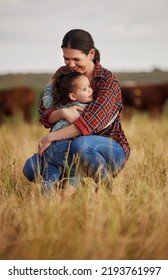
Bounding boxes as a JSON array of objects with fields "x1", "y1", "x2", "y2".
[
  {"x1": 69, "y1": 76, "x2": 93, "y2": 103},
  {"x1": 62, "y1": 48, "x2": 94, "y2": 74}
]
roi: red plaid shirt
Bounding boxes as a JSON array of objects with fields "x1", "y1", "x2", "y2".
[{"x1": 39, "y1": 61, "x2": 130, "y2": 160}]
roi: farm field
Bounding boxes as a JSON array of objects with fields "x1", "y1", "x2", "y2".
[
  {"x1": 0, "y1": 113, "x2": 168, "y2": 260},
  {"x1": 0, "y1": 71, "x2": 168, "y2": 260}
]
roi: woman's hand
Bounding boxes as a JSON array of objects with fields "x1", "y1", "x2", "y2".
[
  {"x1": 38, "y1": 133, "x2": 53, "y2": 156},
  {"x1": 48, "y1": 106, "x2": 84, "y2": 124},
  {"x1": 61, "y1": 106, "x2": 84, "y2": 123}
]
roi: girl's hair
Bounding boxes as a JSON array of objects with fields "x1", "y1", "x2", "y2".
[
  {"x1": 61, "y1": 29, "x2": 100, "y2": 63},
  {"x1": 53, "y1": 72, "x2": 84, "y2": 105}
]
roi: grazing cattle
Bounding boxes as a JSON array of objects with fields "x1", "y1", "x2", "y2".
[
  {"x1": 121, "y1": 82, "x2": 168, "y2": 117},
  {"x1": 0, "y1": 87, "x2": 36, "y2": 123}
]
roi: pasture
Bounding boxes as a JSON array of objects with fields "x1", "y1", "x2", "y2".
[
  {"x1": 0, "y1": 71, "x2": 168, "y2": 260},
  {"x1": 0, "y1": 114, "x2": 168, "y2": 260}
]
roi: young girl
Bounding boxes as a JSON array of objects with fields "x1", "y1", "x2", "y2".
[{"x1": 41, "y1": 72, "x2": 93, "y2": 194}]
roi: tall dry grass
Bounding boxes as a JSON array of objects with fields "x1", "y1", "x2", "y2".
[{"x1": 0, "y1": 114, "x2": 168, "y2": 260}]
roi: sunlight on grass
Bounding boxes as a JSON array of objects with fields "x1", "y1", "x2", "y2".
[{"x1": 0, "y1": 115, "x2": 168, "y2": 260}]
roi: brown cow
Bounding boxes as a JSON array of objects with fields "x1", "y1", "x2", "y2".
[
  {"x1": 121, "y1": 82, "x2": 168, "y2": 117},
  {"x1": 0, "y1": 87, "x2": 36, "y2": 123}
]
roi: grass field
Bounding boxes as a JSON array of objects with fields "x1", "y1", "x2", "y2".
[{"x1": 0, "y1": 112, "x2": 168, "y2": 260}]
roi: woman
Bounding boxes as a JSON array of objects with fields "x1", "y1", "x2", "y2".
[{"x1": 23, "y1": 29, "x2": 130, "y2": 193}]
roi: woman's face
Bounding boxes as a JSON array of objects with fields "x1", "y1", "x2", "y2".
[{"x1": 62, "y1": 48, "x2": 94, "y2": 74}]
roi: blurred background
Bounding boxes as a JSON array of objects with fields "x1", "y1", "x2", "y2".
[
  {"x1": 0, "y1": 0, "x2": 168, "y2": 122},
  {"x1": 1, "y1": 0, "x2": 168, "y2": 73}
]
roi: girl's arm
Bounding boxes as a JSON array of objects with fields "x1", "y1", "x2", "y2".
[
  {"x1": 42, "y1": 83, "x2": 54, "y2": 109},
  {"x1": 39, "y1": 79, "x2": 56, "y2": 128}
]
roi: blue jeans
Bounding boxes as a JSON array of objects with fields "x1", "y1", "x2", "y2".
[
  {"x1": 23, "y1": 139, "x2": 75, "y2": 190},
  {"x1": 23, "y1": 135, "x2": 126, "y2": 187},
  {"x1": 42, "y1": 139, "x2": 72, "y2": 182},
  {"x1": 70, "y1": 136, "x2": 126, "y2": 179}
]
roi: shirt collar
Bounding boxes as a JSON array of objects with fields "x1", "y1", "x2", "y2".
[{"x1": 93, "y1": 60, "x2": 104, "y2": 78}]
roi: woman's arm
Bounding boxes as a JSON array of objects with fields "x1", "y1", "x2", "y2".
[
  {"x1": 39, "y1": 124, "x2": 81, "y2": 156},
  {"x1": 39, "y1": 69, "x2": 122, "y2": 153},
  {"x1": 39, "y1": 102, "x2": 84, "y2": 127},
  {"x1": 50, "y1": 106, "x2": 84, "y2": 122},
  {"x1": 73, "y1": 71, "x2": 123, "y2": 135}
]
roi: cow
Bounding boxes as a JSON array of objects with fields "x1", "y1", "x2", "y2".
[
  {"x1": 0, "y1": 87, "x2": 36, "y2": 123},
  {"x1": 121, "y1": 82, "x2": 168, "y2": 117}
]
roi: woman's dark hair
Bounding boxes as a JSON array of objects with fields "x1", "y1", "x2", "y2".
[
  {"x1": 53, "y1": 72, "x2": 84, "y2": 105},
  {"x1": 61, "y1": 29, "x2": 100, "y2": 63}
]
